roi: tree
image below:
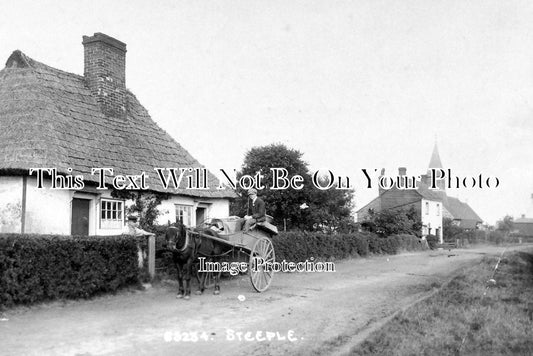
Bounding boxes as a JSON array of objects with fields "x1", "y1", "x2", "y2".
[
  {"x1": 230, "y1": 143, "x2": 354, "y2": 231},
  {"x1": 360, "y1": 206, "x2": 421, "y2": 237},
  {"x1": 111, "y1": 190, "x2": 169, "y2": 230},
  {"x1": 443, "y1": 217, "x2": 464, "y2": 242},
  {"x1": 496, "y1": 215, "x2": 514, "y2": 234},
  {"x1": 304, "y1": 180, "x2": 355, "y2": 232}
]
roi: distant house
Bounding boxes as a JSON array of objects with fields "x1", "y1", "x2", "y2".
[
  {"x1": 357, "y1": 143, "x2": 483, "y2": 243},
  {"x1": 514, "y1": 216, "x2": 533, "y2": 236},
  {"x1": 513, "y1": 195, "x2": 533, "y2": 236},
  {"x1": 440, "y1": 196, "x2": 482, "y2": 229},
  {"x1": 416, "y1": 144, "x2": 481, "y2": 230},
  {"x1": 0, "y1": 33, "x2": 236, "y2": 235},
  {"x1": 357, "y1": 167, "x2": 444, "y2": 243}
]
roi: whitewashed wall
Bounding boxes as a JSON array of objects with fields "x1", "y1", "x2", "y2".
[
  {"x1": 0, "y1": 176, "x2": 23, "y2": 233},
  {"x1": 25, "y1": 176, "x2": 73, "y2": 234},
  {"x1": 1, "y1": 175, "x2": 231, "y2": 235},
  {"x1": 421, "y1": 199, "x2": 443, "y2": 243},
  {"x1": 208, "y1": 199, "x2": 230, "y2": 219},
  {"x1": 156, "y1": 196, "x2": 230, "y2": 227}
]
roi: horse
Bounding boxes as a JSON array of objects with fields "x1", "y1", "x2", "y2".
[
  {"x1": 165, "y1": 222, "x2": 233, "y2": 299},
  {"x1": 165, "y1": 221, "x2": 197, "y2": 300},
  {"x1": 193, "y1": 228, "x2": 233, "y2": 296}
]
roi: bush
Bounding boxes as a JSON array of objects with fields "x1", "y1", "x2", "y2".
[
  {"x1": 377, "y1": 236, "x2": 401, "y2": 254},
  {"x1": 488, "y1": 230, "x2": 504, "y2": 244},
  {"x1": 426, "y1": 234, "x2": 438, "y2": 250},
  {"x1": 443, "y1": 217, "x2": 487, "y2": 245},
  {"x1": 391, "y1": 234, "x2": 427, "y2": 252},
  {"x1": 0, "y1": 234, "x2": 140, "y2": 309},
  {"x1": 360, "y1": 206, "x2": 422, "y2": 237},
  {"x1": 443, "y1": 217, "x2": 464, "y2": 242},
  {"x1": 353, "y1": 234, "x2": 369, "y2": 257}
]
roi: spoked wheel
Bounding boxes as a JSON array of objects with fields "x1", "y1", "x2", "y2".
[{"x1": 249, "y1": 237, "x2": 275, "y2": 292}]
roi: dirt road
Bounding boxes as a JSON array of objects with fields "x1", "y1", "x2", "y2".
[{"x1": 1, "y1": 245, "x2": 528, "y2": 356}]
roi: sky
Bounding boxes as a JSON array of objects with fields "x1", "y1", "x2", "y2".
[{"x1": 1, "y1": 0, "x2": 532, "y2": 224}]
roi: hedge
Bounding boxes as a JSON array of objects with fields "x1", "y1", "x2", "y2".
[
  {"x1": 152, "y1": 230, "x2": 427, "y2": 277},
  {"x1": 445, "y1": 230, "x2": 487, "y2": 245},
  {"x1": 0, "y1": 234, "x2": 140, "y2": 309},
  {"x1": 271, "y1": 231, "x2": 427, "y2": 262}
]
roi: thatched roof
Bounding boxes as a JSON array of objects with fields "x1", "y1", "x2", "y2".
[{"x1": 0, "y1": 50, "x2": 236, "y2": 199}]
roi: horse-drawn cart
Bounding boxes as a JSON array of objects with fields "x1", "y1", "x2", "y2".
[{"x1": 191, "y1": 216, "x2": 278, "y2": 292}]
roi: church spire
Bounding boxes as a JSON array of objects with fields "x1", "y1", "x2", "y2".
[
  {"x1": 428, "y1": 140, "x2": 443, "y2": 169},
  {"x1": 427, "y1": 140, "x2": 445, "y2": 191}
]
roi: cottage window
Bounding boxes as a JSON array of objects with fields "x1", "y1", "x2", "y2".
[
  {"x1": 176, "y1": 204, "x2": 193, "y2": 226},
  {"x1": 100, "y1": 199, "x2": 124, "y2": 229},
  {"x1": 425, "y1": 202, "x2": 429, "y2": 215}
]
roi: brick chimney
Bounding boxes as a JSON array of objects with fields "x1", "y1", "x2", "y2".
[{"x1": 82, "y1": 33, "x2": 127, "y2": 117}]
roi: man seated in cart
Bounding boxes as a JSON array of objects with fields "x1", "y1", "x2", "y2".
[{"x1": 243, "y1": 188, "x2": 266, "y2": 232}]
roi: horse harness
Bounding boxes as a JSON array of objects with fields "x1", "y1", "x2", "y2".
[
  {"x1": 169, "y1": 226, "x2": 192, "y2": 254},
  {"x1": 177, "y1": 229, "x2": 191, "y2": 253}
]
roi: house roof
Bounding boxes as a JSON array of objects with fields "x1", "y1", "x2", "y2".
[
  {"x1": 513, "y1": 220, "x2": 533, "y2": 236},
  {"x1": 515, "y1": 217, "x2": 533, "y2": 224},
  {"x1": 417, "y1": 184, "x2": 445, "y2": 202},
  {"x1": 355, "y1": 196, "x2": 381, "y2": 214},
  {"x1": 444, "y1": 196, "x2": 482, "y2": 223},
  {"x1": 0, "y1": 50, "x2": 236, "y2": 199},
  {"x1": 356, "y1": 181, "x2": 443, "y2": 214},
  {"x1": 358, "y1": 180, "x2": 482, "y2": 225}
]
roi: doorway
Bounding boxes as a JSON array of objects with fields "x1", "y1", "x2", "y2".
[
  {"x1": 71, "y1": 198, "x2": 90, "y2": 236},
  {"x1": 196, "y1": 207, "x2": 207, "y2": 227}
]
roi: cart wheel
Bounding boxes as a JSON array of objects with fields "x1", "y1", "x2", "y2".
[{"x1": 249, "y1": 237, "x2": 275, "y2": 292}]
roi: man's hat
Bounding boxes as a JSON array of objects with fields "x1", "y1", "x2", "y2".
[{"x1": 247, "y1": 188, "x2": 257, "y2": 196}]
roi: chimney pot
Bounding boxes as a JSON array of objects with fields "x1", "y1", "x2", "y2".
[{"x1": 398, "y1": 167, "x2": 407, "y2": 176}]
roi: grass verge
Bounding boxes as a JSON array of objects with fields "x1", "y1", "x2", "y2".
[{"x1": 350, "y1": 249, "x2": 533, "y2": 355}]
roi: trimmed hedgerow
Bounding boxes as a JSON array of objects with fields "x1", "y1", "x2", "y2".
[
  {"x1": 271, "y1": 231, "x2": 426, "y2": 262},
  {"x1": 153, "y1": 229, "x2": 427, "y2": 276},
  {"x1": 392, "y1": 234, "x2": 428, "y2": 251},
  {"x1": 0, "y1": 234, "x2": 140, "y2": 309}
]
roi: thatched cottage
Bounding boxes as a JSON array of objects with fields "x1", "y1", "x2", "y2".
[{"x1": 0, "y1": 33, "x2": 236, "y2": 235}]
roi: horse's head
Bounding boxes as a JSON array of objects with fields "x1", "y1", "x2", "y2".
[{"x1": 165, "y1": 221, "x2": 188, "y2": 251}]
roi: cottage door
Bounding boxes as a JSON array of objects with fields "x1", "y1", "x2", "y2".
[
  {"x1": 71, "y1": 198, "x2": 90, "y2": 236},
  {"x1": 196, "y1": 207, "x2": 206, "y2": 226}
]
